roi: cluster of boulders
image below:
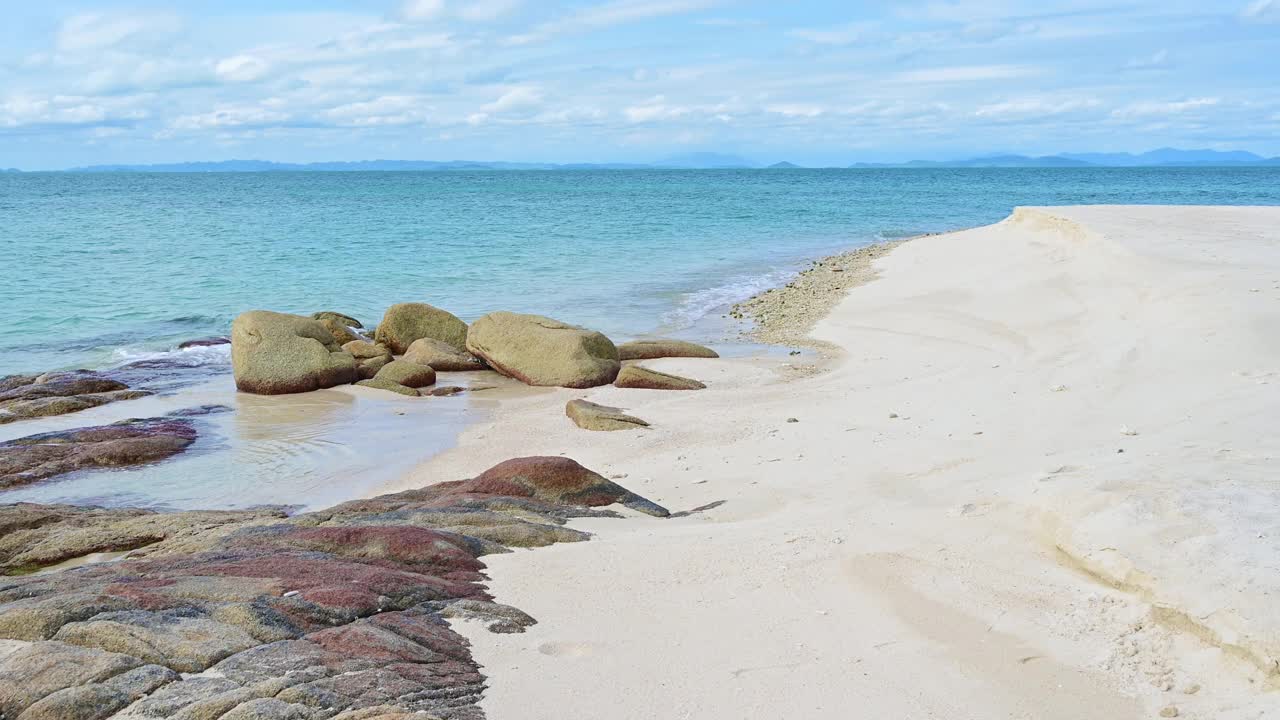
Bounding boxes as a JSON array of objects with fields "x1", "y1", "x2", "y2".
[
  {"x1": 231, "y1": 304, "x2": 721, "y2": 399},
  {"x1": 0, "y1": 456, "x2": 666, "y2": 720}
]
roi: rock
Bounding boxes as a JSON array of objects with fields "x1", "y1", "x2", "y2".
[
  {"x1": 167, "y1": 404, "x2": 234, "y2": 418},
  {"x1": 565, "y1": 399, "x2": 649, "y2": 431},
  {"x1": 312, "y1": 312, "x2": 363, "y2": 329},
  {"x1": 422, "y1": 386, "x2": 466, "y2": 397},
  {"x1": 614, "y1": 365, "x2": 706, "y2": 390},
  {"x1": 374, "y1": 303, "x2": 468, "y2": 355},
  {"x1": 466, "y1": 312, "x2": 620, "y2": 388},
  {"x1": 0, "y1": 418, "x2": 198, "y2": 491},
  {"x1": 0, "y1": 503, "x2": 286, "y2": 575},
  {"x1": 177, "y1": 337, "x2": 231, "y2": 350},
  {"x1": 0, "y1": 641, "x2": 143, "y2": 720},
  {"x1": 0, "y1": 456, "x2": 667, "y2": 718},
  {"x1": 403, "y1": 338, "x2": 486, "y2": 372},
  {"x1": 0, "y1": 372, "x2": 149, "y2": 425},
  {"x1": 357, "y1": 355, "x2": 390, "y2": 380},
  {"x1": 354, "y1": 378, "x2": 421, "y2": 397},
  {"x1": 315, "y1": 316, "x2": 364, "y2": 346},
  {"x1": 231, "y1": 311, "x2": 357, "y2": 395},
  {"x1": 341, "y1": 340, "x2": 392, "y2": 361},
  {"x1": 617, "y1": 339, "x2": 719, "y2": 361},
  {"x1": 374, "y1": 361, "x2": 437, "y2": 389}
]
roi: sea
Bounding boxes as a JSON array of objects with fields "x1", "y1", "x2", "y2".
[{"x1": 3, "y1": 166, "x2": 1279, "y2": 510}]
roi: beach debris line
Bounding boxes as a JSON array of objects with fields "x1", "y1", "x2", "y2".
[
  {"x1": 0, "y1": 456, "x2": 667, "y2": 719},
  {"x1": 566, "y1": 399, "x2": 651, "y2": 431}
]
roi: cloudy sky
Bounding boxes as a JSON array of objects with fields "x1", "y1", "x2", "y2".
[{"x1": 2, "y1": 0, "x2": 1278, "y2": 169}]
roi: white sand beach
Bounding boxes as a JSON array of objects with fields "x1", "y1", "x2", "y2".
[{"x1": 390, "y1": 206, "x2": 1280, "y2": 719}]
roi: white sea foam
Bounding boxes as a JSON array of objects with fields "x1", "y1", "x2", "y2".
[
  {"x1": 108, "y1": 343, "x2": 232, "y2": 369},
  {"x1": 661, "y1": 268, "x2": 795, "y2": 331}
]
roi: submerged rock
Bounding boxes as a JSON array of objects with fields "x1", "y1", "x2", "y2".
[
  {"x1": 565, "y1": 399, "x2": 650, "y2": 431},
  {"x1": 0, "y1": 456, "x2": 667, "y2": 718},
  {"x1": 0, "y1": 418, "x2": 198, "y2": 491},
  {"x1": 614, "y1": 365, "x2": 706, "y2": 390},
  {"x1": 231, "y1": 311, "x2": 357, "y2": 395},
  {"x1": 0, "y1": 372, "x2": 149, "y2": 426},
  {"x1": 617, "y1": 339, "x2": 719, "y2": 361},
  {"x1": 177, "y1": 337, "x2": 231, "y2": 350},
  {"x1": 374, "y1": 303, "x2": 469, "y2": 355},
  {"x1": 403, "y1": 338, "x2": 486, "y2": 372},
  {"x1": 466, "y1": 312, "x2": 620, "y2": 388}
]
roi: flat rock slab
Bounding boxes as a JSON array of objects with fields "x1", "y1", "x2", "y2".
[
  {"x1": 0, "y1": 456, "x2": 667, "y2": 719},
  {"x1": 0, "y1": 417, "x2": 198, "y2": 491},
  {"x1": 614, "y1": 365, "x2": 707, "y2": 390},
  {"x1": 565, "y1": 399, "x2": 650, "y2": 432},
  {"x1": 0, "y1": 372, "x2": 150, "y2": 426}
]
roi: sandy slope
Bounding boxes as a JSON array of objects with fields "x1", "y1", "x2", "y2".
[{"x1": 391, "y1": 206, "x2": 1280, "y2": 719}]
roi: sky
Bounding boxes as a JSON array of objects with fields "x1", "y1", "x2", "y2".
[{"x1": 1, "y1": 0, "x2": 1278, "y2": 169}]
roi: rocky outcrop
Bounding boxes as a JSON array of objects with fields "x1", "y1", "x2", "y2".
[
  {"x1": 466, "y1": 312, "x2": 620, "y2": 388},
  {"x1": 565, "y1": 399, "x2": 650, "y2": 431},
  {"x1": 231, "y1": 311, "x2": 357, "y2": 395},
  {"x1": 614, "y1": 365, "x2": 706, "y2": 390},
  {"x1": 617, "y1": 339, "x2": 719, "y2": 361},
  {"x1": 0, "y1": 372, "x2": 150, "y2": 426},
  {"x1": 0, "y1": 418, "x2": 198, "y2": 491},
  {"x1": 0, "y1": 457, "x2": 667, "y2": 719},
  {"x1": 403, "y1": 338, "x2": 486, "y2": 372},
  {"x1": 374, "y1": 304, "x2": 468, "y2": 355}
]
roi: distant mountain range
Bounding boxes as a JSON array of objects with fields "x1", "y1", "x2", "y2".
[
  {"x1": 849, "y1": 148, "x2": 1280, "y2": 168},
  {"x1": 2, "y1": 148, "x2": 1275, "y2": 173}
]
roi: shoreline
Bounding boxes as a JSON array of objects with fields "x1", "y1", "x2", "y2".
[{"x1": 396, "y1": 205, "x2": 1280, "y2": 719}]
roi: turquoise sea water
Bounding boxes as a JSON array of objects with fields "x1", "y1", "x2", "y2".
[{"x1": 4, "y1": 167, "x2": 1280, "y2": 377}]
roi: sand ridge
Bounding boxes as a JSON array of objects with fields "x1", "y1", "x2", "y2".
[{"x1": 390, "y1": 205, "x2": 1280, "y2": 719}]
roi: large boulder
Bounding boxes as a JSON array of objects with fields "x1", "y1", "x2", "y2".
[
  {"x1": 374, "y1": 303, "x2": 468, "y2": 355},
  {"x1": 231, "y1": 311, "x2": 357, "y2": 395},
  {"x1": 403, "y1": 338, "x2": 486, "y2": 372},
  {"x1": 565, "y1": 399, "x2": 649, "y2": 432},
  {"x1": 614, "y1": 365, "x2": 706, "y2": 390},
  {"x1": 617, "y1": 339, "x2": 719, "y2": 361},
  {"x1": 466, "y1": 312, "x2": 620, "y2": 388}
]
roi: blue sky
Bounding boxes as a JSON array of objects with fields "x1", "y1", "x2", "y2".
[{"x1": 1, "y1": 0, "x2": 1278, "y2": 169}]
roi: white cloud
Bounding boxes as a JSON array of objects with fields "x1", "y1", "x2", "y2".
[
  {"x1": 56, "y1": 12, "x2": 182, "y2": 53},
  {"x1": 893, "y1": 64, "x2": 1038, "y2": 83},
  {"x1": 0, "y1": 94, "x2": 146, "y2": 129},
  {"x1": 766, "y1": 103, "x2": 824, "y2": 118},
  {"x1": 789, "y1": 23, "x2": 874, "y2": 46},
  {"x1": 326, "y1": 95, "x2": 435, "y2": 126},
  {"x1": 400, "y1": 0, "x2": 446, "y2": 22},
  {"x1": 457, "y1": 0, "x2": 523, "y2": 22},
  {"x1": 507, "y1": 0, "x2": 720, "y2": 44},
  {"x1": 215, "y1": 55, "x2": 270, "y2": 83},
  {"x1": 171, "y1": 105, "x2": 290, "y2": 130},
  {"x1": 482, "y1": 86, "x2": 545, "y2": 115},
  {"x1": 1241, "y1": 0, "x2": 1279, "y2": 22},
  {"x1": 1111, "y1": 97, "x2": 1220, "y2": 119},
  {"x1": 974, "y1": 97, "x2": 1101, "y2": 119},
  {"x1": 623, "y1": 96, "x2": 690, "y2": 122}
]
